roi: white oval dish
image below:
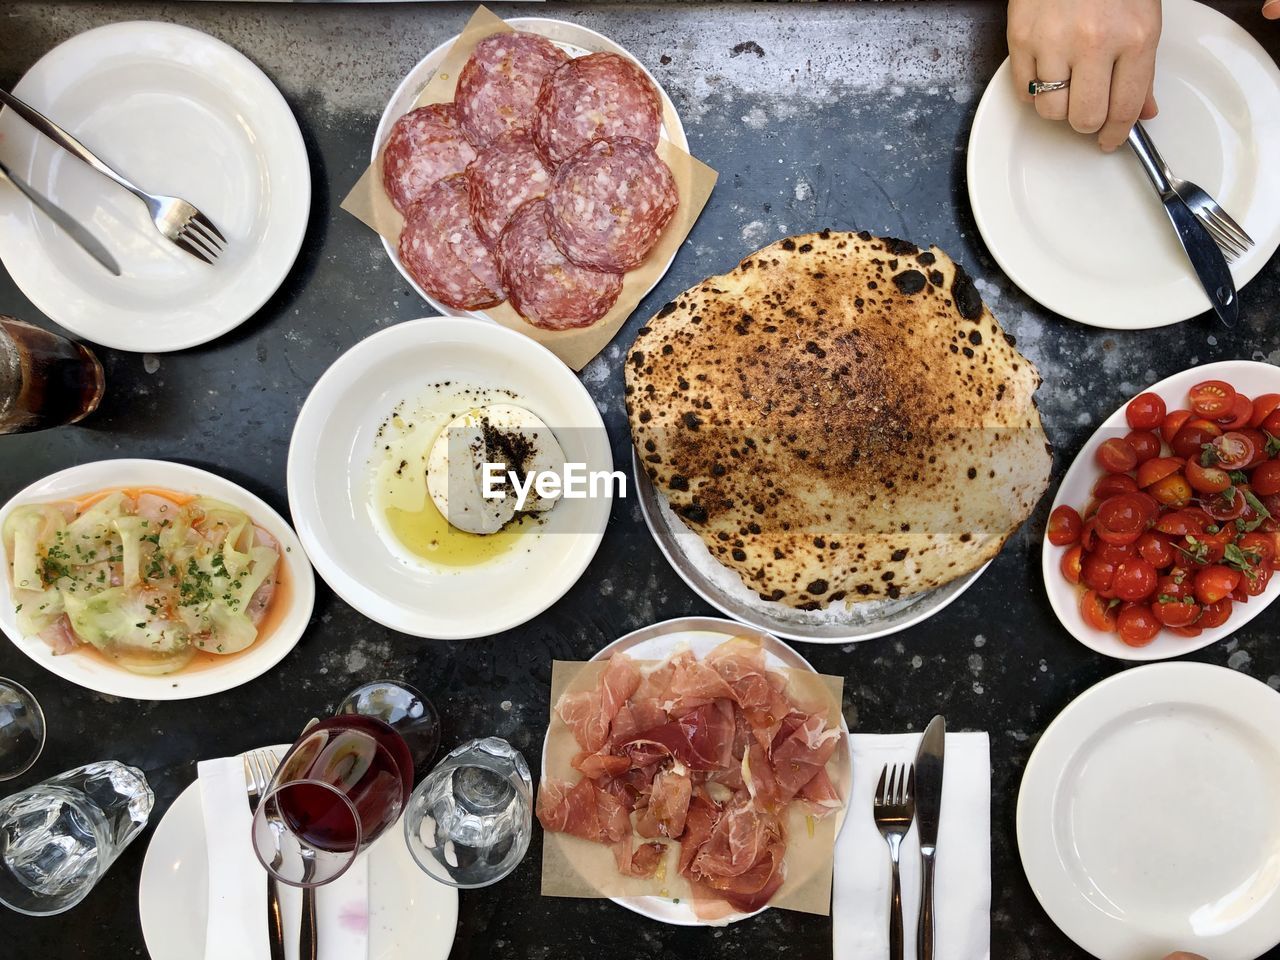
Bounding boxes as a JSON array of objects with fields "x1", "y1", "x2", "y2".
[
  {"x1": 1018, "y1": 662, "x2": 1280, "y2": 960},
  {"x1": 539, "y1": 616, "x2": 852, "y2": 926},
  {"x1": 1042, "y1": 359, "x2": 1280, "y2": 661},
  {"x1": 287, "y1": 317, "x2": 611, "y2": 639},
  {"x1": 0, "y1": 459, "x2": 315, "y2": 700},
  {"x1": 139, "y1": 744, "x2": 458, "y2": 960},
  {"x1": 0, "y1": 21, "x2": 311, "y2": 353},
  {"x1": 967, "y1": 0, "x2": 1280, "y2": 329},
  {"x1": 372, "y1": 17, "x2": 687, "y2": 320}
]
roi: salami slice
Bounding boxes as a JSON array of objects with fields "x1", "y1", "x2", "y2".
[
  {"x1": 398, "y1": 176, "x2": 505, "y2": 311},
  {"x1": 456, "y1": 32, "x2": 568, "y2": 148},
  {"x1": 497, "y1": 199, "x2": 623, "y2": 330},
  {"x1": 381, "y1": 104, "x2": 478, "y2": 214},
  {"x1": 534, "y1": 53, "x2": 662, "y2": 168},
  {"x1": 546, "y1": 138, "x2": 679, "y2": 274},
  {"x1": 467, "y1": 132, "x2": 552, "y2": 243}
]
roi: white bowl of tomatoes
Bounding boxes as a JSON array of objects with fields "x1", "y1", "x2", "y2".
[{"x1": 1042, "y1": 360, "x2": 1280, "y2": 660}]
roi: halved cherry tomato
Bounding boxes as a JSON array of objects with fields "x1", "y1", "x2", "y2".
[
  {"x1": 1047, "y1": 505, "x2": 1083, "y2": 546},
  {"x1": 1113, "y1": 558, "x2": 1158, "y2": 601},
  {"x1": 1094, "y1": 474, "x2": 1139, "y2": 498},
  {"x1": 1096, "y1": 437, "x2": 1138, "y2": 474},
  {"x1": 1185, "y1": 460, "x2": 1231, "y2": 494},
  {"x1": 1249, "y1": 460, "x2": 1280, "y2": 497},
  {"x1": 1262, "y1": 410, "x2": 1280, "y2": 437},
  {"x1": 1238, "y1": 532, "x2": 1277, "y2": 567},
  {"x1": 1237, "y1": 428, "x2": 1270, "y2": 466},
  {"x1": 1124, "y1": 429, "x2": 1162, "y2": 464},
  {"x1": 1241, "y1": 564, "x2": 1272, "y2": 598},
  {"x1": 1127, "y1": 392, "x2": 1167, "y2": 431},
  {"x1": 1187, "y1": 528, "x2": 1233, "y2": 564},
  {"x1": 1060, "y1": 544, "x2": 1083, "y2": 584},
  {"x1": 1136, "y1": 531, "x2": 1176, "y2": 569},
  {"x1": 1198, "y1": 597, "x2": 1233, "y2": 628},
  {"x1": 1079, "y1": 516, "x2": 1097, "y2": 552},
  {"x1": 1172, "y1": 420, "x2": 1222, "y2": 460},
  {"x1": 1148, "y1": 473, "x2": 1192, "y2": 508},
  {"x1": 1153, "y1": 597, "x2": 1201, "y2": 627},
  {"x1": 1250, "y1": 394, "x2": 1280, "y2": 429},
  {"x1": 1194, "y1": 565, "x2": 1241, "y2": 605},
  {"x1": 1154, "y1": 509, "x2": 1209, "y2": 537},
  {"x1": 1096, "y1": 541, "x2": 1136, "y2": 563},
  {"x1": 1082, "y1": 553, "x2": 1118, "y2": 593},
  {"x1": 1137, "y1": 457, "x2": 1183, "y2": 489},
  {"x1": 1157, "y1": 569, "x2": 1194, "y2": 601},
  {"x1": 1117, "y1": 603, "x2": 1161, "y2": 646},
  {"x1": 1210, "y1": 432, "x2": 1256, "y2": 470},
  {"x1": 1161, "y1": 409, "x2": 1193, "y2": 445},
  {"x1": 1189, "y1": 380, "x2": 1237, "y2": 418},
  {"x1": 1080, "y1": 590, "x2": 1118, "y2": 632},
  {"x1": 1201, "y1": 488, "x2": 1248, "y2": 523},
  {"x1": 1216, "y1": 393, "x2": 1254, "y2": 430},
  {"x1": 1095, "y1": 494, "x2": 1150, "y2": 545},
  {"x1": 1168, "y1": 623, "x2": 1204, "y2": 638}
]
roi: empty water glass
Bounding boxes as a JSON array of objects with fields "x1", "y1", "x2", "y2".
[
  {"x1": 0, "y1": 760, "x2": 153, "y2": 915},
  {"x1": 404, "y1": 737, "x2": 532, "y2": 888},
  {"x1": 0, "y1": 680, "x2": 44, "y2": 781}
]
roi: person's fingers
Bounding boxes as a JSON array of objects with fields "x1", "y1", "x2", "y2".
[
  {"x1": 1161, "y1": 953, "x2": 1208, "y2": 960},
  {"x1": 1140, "y1": 88, "x2": 1159, "y2": 120},
  {"x1": 1264, "y1": 0, "x2": 1280, "y2": 20},
  {"x1": 1066, "y1": 57, "x2": 1113, "y2": 135},
  {"x1": 1098, "y1": 48, "x2": 1156, "y2": 150},
  {"x1": 1011, "y1": 48, "x2": 1037, "y2": 103},
  {"x1": 1033, "y1": 56, "x2": 1071, "y2": 121}
]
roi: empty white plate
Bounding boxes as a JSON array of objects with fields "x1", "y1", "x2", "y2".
[
  {"x1": 0, "y1": 21, "x2": 310, "y2": 352},
  {"x1": 968, "y1": 0, "x2": 1280, "y2": 328},
  {"x1": 1018, "y1": 663, "x2": 1280, "y2": 960}
]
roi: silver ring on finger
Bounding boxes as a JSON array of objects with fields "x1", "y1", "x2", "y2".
[{"x1": 1029, "y1": 78, "x2": 1071, "y2": 96}]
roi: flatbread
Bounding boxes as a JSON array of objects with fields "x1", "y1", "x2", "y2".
[{"x1": 624, "y1": 231, "x2": 1052, "y2": 609}]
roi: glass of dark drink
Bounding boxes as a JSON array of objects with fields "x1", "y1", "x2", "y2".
[
  {"x1": 0, "y1": 316, "x2": 105, "y2": 435},
  {"x1": 250, "y1": 715, "x2": 413, "y2": 887},
  {"x1": 337, "y1": 680, "x2": 440, "y2": 776}
]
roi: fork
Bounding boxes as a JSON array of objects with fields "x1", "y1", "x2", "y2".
[
  {"x1": 0, "y1": 87, "x2": 227, "y2": 264},
  {"x1": 243, "y1": 749, "x2": 287, "y2": 960},
  {"x1": 873, "y1": 762, "x2": 916, "y2": 960},
  {"x1": 1127, "y1": 122, "x2": 1255, "y2": 263}
]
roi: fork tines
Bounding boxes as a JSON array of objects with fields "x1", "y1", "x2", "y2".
[{"x1": 176, "y1": 211, "x2": 227, "y2": 265}]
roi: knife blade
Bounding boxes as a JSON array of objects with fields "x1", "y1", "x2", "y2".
[
  {"x1": 0, "y1": 157, "x2": 120, "y2": 276},
  {"x1": 1160, "y1": 195, "x2": 1238, "y2": 328},
  {"x1": 914, "y1": 715, "x2": 946, "y2": 960}
]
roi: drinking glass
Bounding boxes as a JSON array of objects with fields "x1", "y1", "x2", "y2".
[
  {"x1": 0, "y1": 317, "x2": 105, "y2": 435},
  {"x1": 251, "y1": 715, "x2": 413, "y2": 887},
  {"x1": 0, "y1": 760, "x2": 153, "y2": 915},
  {"x1": 337, "y1": 680, "x2": 440, "y2": 774},
  {"x1": 403, "y1": 737, "x2": 532, "y2": 888},
  {"x1": 0, "y1": 680, "x2": 44, "y2": 781}
]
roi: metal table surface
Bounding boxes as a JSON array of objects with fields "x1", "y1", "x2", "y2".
[{"x1": 1, "y1": 2, "x2": 1278, "y2": 958}]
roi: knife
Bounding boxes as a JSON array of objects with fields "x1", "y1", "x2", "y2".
[
  {"x1": 1126, "y1": 123, "x2": 1236, "y2": 327},
  {"x1": 0, "y1": 157, "x2": 120, "y2": 276},
  {"x1": 914, "y1": 715, "x2": 946, "y2": 960}
]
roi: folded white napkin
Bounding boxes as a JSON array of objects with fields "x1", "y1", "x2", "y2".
[
  {"x1": 198, "y1": 755, "x2": 371, "y2": 960},
  {"x1": 832, "y1": 732, "x2": 991, "y2": 960}
]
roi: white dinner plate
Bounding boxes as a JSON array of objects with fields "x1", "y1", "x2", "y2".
[
  {"x1": 287, "y1": 317, "x2": 612, "y2": 639},
  {"x1": 539, "y1": 616, "x2": 852, "y2": 926},
  {"x1": 1018, "y1": 663, "x2": 1280, "y2": 960},
  {"x1": 1042, "y1": 360, "x2": 1280, "y2": 661},
  {"x1": 968, "y1": 0, "x2": 1280, "y2": 329},
  {"x1": 372, "y1": 17, "x2": 688, "y2": 320},
  {"x1": 0, "y1": 459, "x2": 315, "y2": 700},
  {"x1": 139, "y1": 746, "x2": 458, "y2": 960},
  {"x1": 0, "y1": 21, "x2": 310, "y2": 352}
]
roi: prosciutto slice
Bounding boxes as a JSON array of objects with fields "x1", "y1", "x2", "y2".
[
  {"x1": 535, "y1": 777, "x2": 630, "y2": 844},
  {"x1": 556, "y1": 653, "x2": 641, "y2": 753}
]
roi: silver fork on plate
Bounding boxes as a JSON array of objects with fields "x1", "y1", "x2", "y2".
[
  {"x1": 1127, "y1": 122, "x2": 1255, "y2": 262},
  {"x1": 874, "y1": 762, "x2": 916, "y2": 960},
  {"x1": 243, "y1": 749, "x2": 287, "y2": 960},
  {"x1": 0, "y1": 87, "x2": 227, "y2": 263}
]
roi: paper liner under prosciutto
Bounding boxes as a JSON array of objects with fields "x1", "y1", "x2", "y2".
[{"x1": 537, "y1": 637, "x2": 843, "y2": 915}]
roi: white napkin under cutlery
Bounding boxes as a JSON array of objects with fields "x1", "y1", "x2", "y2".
[
  {"x1": 832, "y1": 732, "x2": 991, "y2": 960},
  {"x1": 198, "y1": 755, "x2": 371, "y2": 960}
]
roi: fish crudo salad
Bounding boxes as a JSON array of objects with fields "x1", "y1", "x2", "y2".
[{"x1": 2, "y1": 490, "x2": 282, "y2": 675}]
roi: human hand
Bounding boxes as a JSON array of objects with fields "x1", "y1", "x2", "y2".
[
  {"x1": 1266, "y1": 1, "x2": 1280, "y2": 20},
  {"x1": 1007, "y1": 0, "x2": 1162, "y2": 152},
  {"x1": 1161, "y1": 953, "x2": 1207, "y2": 960}
]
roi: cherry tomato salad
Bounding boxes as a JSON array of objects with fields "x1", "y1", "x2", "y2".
[{"x1": 1049, "y1": 380, "x2": 1280, "y2": 648}]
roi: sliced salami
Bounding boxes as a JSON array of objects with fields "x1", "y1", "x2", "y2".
[
  {"x1": 456, "y1": 32, "x2": 568, "y2": 148},
  {"x1": 534, "y1": 53, "x2": 662, "y2": 167},
  {"x1": 546, "y1": 137, "x2": 679, "y2": 273},
  {"x1": 381, "y1": 104, "x2": 478, "y2": 214},
  {"x1": 398, "y1": 176, "x2": 505, "y2": 311},
  {"x1": 466, "y1": 132, "x2": 552, "y2": 243},
  {"x1": 497, "y1": 199, "x2": 623, "y2": 330}
]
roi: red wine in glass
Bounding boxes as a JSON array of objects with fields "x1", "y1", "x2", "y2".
[{"x1": 276, "y1": 715, "x2": 413, "y2": 852}]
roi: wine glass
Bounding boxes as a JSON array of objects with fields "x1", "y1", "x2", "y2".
[
  {"x1": 251, "y1": 715, "x2": 413, "y2": 887},
  {"x1": 337, "y1": 680, "x2": 440, "y2": 774},
  {"x1": 0, "y1": 679, "x2": 45, "y2": 781}
]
